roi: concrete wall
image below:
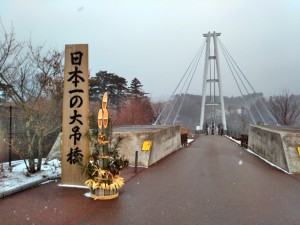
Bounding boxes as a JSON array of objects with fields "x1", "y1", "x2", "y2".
[
  {"x1": 148, "y1": 125, "x2": 181, "y2": 166},
  {"x1": 112, "y1": 125, "x2": 181, "y2": 168},
  {"x1": 248, "y1": 125, "x2": 300, "y2": 173},
  {"x1": 48, "y1": 125, "x2": 182, "y2": 168},
  {"x1": 47, "y1": 133, "x2": 62, "y2": 161}
]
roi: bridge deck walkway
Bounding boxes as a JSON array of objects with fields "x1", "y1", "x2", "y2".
[{"x1": 1, "y1": 135, "x2": 300, "y2": 225}]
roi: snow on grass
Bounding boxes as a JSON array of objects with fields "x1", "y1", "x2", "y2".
[{"x1": 0, "y1": 159, "x2": 61, "y2": 193}]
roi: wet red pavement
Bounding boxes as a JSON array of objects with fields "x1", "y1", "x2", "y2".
[{"x1": 1, "y1": 135, "x2": 300, "y2": 225}]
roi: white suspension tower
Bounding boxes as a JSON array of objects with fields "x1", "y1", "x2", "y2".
[{"x1": 199, "y1": 31, "x2": 227, "y2": 132}]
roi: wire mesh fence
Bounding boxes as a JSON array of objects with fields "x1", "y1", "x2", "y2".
[{"x1": 0, "y1": 105, "x2": 61, "y2": 163}]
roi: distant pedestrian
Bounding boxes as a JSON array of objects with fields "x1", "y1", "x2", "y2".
[
  {"x1": 204, "y1": 123, "x2": 208, "y2": 135},
  {"x1": 211, "y1": 121, "x2": 215, "y2": 135}
]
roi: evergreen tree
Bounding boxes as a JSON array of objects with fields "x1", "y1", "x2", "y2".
[
  {"x1": 89, "y1": 71, "x2": 128, "y2": 109},
  {"x1": 89, "y1": 71, "x2": 111, "y2": 101},
  {"x1": 128, "y1": 77, "x2": 146, "y2": 98}
]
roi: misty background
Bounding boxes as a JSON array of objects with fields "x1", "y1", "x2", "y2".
[{"x1": 1, "y1": 0, "x2": 300, "y2": 100}]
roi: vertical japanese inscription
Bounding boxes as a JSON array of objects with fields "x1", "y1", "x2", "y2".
[{"x1": 61, "y1": 45, "x2": 89, "y2": 186}]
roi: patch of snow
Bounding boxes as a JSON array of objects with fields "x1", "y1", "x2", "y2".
[
  {"x1": 84, "y1": 192, "x2": 90, "y2": 198},
  {"x1": 226, "y1": 135, "x2": 241, "y2": 145},
  {"x1": 226, "y1": 135, "x2": 291, "y2": 174},
  {"x1": 245, "y1": 148, "x2": 291, "y2": 174},
  {"x1": 187, "y1": 139, "x2": 193, "y2": 144},
  {"x1": 0, "y1": 159, "x2": 61, "y2": 194},
  {"x1": 58, "y1": 184, "x2": 88, "y2": 189}
]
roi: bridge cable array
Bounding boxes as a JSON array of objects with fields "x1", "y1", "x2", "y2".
[
  {"x1": 153, "y1": 41, "x2": 206, "y2": 125},
  {"x1": 153, "y1": 37, "x2": 279, "y2": 127},
  {"x1": 218, "y1": 40, "x2": 279, "y2": 125}
]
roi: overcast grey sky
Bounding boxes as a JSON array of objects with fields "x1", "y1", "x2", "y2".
[{"x1": 1, "y1": 0, "x2": 300, "y2": 100}]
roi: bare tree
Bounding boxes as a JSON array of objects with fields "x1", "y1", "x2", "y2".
[
  {"x1": 0, "y1": 24, "x2": 63, "y2": 173},
  {"x1": 268, "y1": 90, "x2": 300, "y2": 126},
  {"x1": 113, "y1": 97, "x2": 155, "y2": 125},
  {"x1": 240, "y1": 106, "x2": 249, "y2": 134},
  {"x1": 151, "y1": 100, "x2": 165, "y2": 124},
  {"x1": 0, "y1": 23, "x2": 24, "y2": 96}
]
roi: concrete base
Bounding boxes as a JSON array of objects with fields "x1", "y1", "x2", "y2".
[
  {"x1": 248, "y1": 125, "x2": 300, "y2": 173},
  {"x1": 47, "y1": 133, "x2": 62, "y2": 161},
  {"x1": 112, "y1": 125, "x2": 181, "y2": 168}
]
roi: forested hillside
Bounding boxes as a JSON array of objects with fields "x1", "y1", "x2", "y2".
[{"x1": 156, "y1": 93, "x2": 300, "y2": 134}]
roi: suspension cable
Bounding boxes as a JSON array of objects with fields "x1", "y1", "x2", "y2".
[
  {"x1": 173, "y1": 43, "x2": 204, "y2": 124},
  {"x1": 218, "y1": 41, "x2": 256, "y2": 124},
  {"x1": 164, "y1": 45, "x2": 204, "y2": 124},
  {"x1": 153, "y1": 41, "x2": 205, "y2": 125},
  {"x1": 219, "y1": 40, "x2": 266, "y2": 124},
  {"x1": 219, "y1": 40, "x2": 256, "y2": 93},
  {"x1": 220, "y1": 41, "x2": 279, "y2": 125}
]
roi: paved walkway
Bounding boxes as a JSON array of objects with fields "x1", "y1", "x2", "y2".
[{"x1": 1, "y1": 135, "x2": 300, "y2": 225}]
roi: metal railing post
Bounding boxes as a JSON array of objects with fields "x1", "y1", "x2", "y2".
[
  {"x1": 9, "y1": 106, "x2": 12, "y2": 169},
  {"x1": 134, "y1": 150, "x2": 138, "y2": 173}
]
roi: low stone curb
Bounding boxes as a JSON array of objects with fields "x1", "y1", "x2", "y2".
[{"x1": 0, "y1": 176, "x2": 60, "y2": 199}]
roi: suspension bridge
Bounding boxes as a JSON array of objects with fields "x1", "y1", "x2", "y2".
[
  {"x1": 1, "y1": 32, "x2": 300, "y2": 225},
  {"x1": 154, "y1": 31, "x2": 279, "y2": 133}
]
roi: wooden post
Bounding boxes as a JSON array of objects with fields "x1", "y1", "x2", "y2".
[{"x1": 61, "y1": 44, "x2": 90, "y2": 186}]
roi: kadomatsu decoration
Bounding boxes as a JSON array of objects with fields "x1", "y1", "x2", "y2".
[{"x1": 77, "y1": 92, "x2": 129, "y2": 200}]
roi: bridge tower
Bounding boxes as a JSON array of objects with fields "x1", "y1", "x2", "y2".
[{"x1": 199, "y1": 31, "x2": 227, "y2": 132}]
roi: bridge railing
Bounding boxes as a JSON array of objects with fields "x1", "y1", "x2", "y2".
[{"x1": 226, "y1": 126, "x2": 248, "y2": 148}]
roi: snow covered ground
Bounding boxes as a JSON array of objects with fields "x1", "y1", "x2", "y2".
[{"x1": 0, "y1": 159, "x2": 61, "y2": 195}]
